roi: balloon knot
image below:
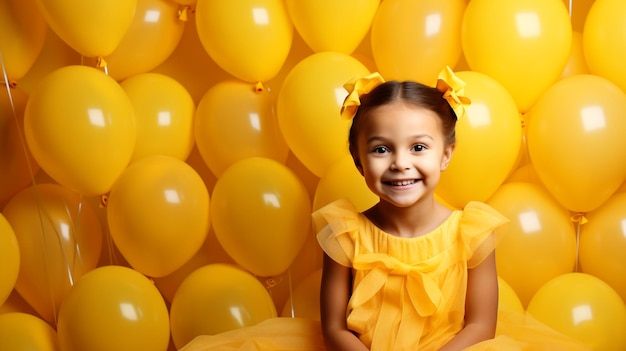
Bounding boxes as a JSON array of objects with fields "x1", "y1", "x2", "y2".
[
  {"x1": 519, "y1": 113, "x2": 526, "y2": 129},
  {"x1": 96, "y1": 57, "x2": 109, "y2": 75},
  {"x1": 255, "y1": 82, "x2": 265, "y2": 93},
  {"x1": 2, "y1": 80, "x2": 18, "y2": 88},
  {"x1": 100, "y1": 194, "x2": 109, "y2": 208},
  {"x1": 178, "y1": 6, "x2": 190, "y2": 21},
  {"x1": 570, "y1": 212, "x2": 588, "y2": 225}
]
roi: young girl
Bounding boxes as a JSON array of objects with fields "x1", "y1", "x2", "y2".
[{"x1": 313, "y1": 67, "x2": 506, "y2": 351}]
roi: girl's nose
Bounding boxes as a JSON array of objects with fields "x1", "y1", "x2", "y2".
[{"x1": 390, "y1": 152, "x2": 411, "y2": 170}]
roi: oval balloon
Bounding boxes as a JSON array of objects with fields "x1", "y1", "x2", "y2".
[
  {"x1": 583, "y1": 0, "x2": 626, "y2": 93},
  {"x1": 211, "y1": 157, "x2": 311, "y2": 277},
  {"x1": 2, "y1": 183, "x2": 102, "y2": 324},
  {"x1": 371, "y1": 0, "x2": 466, "y2": 83},
  {"x1": 24, "y1": 65, "x2": 136, "y2": 197},
  {"x1": 436, "y1": 71, "x2": 522, "y2": 209},
  {"x1": 57, "y1": 265, "x2": 170, "y2": 351},
  {"x1": 276, "y1": 51, "x2": 369, "y2": 176},
  {"x1": 527, "y1": 273, "x2": 626, "y2": 350},
  {"x1": 0, "y1": 0, "x2": 47, "y2": 82},
  {"x1": 120, "y1": 73, "x2": 195, "y2": 162},
  {"x1": 0, "y1": 313, "x2": 59, "y2": 351},
  {"x1": 195, "y1": 0, "x2": 293, "y2": 83},
  {"x1": 486, "y1": 182, "x2": 577, "y2": 307},
  {"x1": 527, "y1": 74, "x2": 626, "y2": 213},
  {"x1": 579, "y1": 192, "x2": 626, "y2": 303},
  {"x1": 0, "y1": 214, "x2": 20, "y2": 307},
  {"x1": 285, "y1": 0, "x2": 379, "y2": 54},
  {"x1": 105, "y1": 0, "x2": 185, "y2": 81},
  {"x1": 462, "y1": 0, "x2": 572, "y2": 112},
  {"x1": 170, "y1": 264, "x2": 277, "y2": 348},
  {"x1": 194, "y1": 80, "x2": 289, "y2": 177},
  {"x1": 36, "y1": 0, "x2": 137, "y2": 57},
  {"x1": 107, "y1": 155, "x2": 210, "y2": 278}
]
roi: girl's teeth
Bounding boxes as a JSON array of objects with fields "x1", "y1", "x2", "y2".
[{"x1": 391, "y1": 180, "x2": 415, "y2": 186}]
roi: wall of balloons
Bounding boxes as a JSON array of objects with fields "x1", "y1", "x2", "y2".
[{"x1": 1, "y1": 0, "x2": 626, "y2": 350}]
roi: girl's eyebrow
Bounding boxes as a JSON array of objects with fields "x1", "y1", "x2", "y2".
[{"x1": 366, "y1": 134, "x2": 434, "y2": 144}]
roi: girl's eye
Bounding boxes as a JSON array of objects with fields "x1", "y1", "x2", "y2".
[
  {"x1": 412, "y1": 144, "x2": 426, "y2": 152},
  {"x1": 372, "y1": 146, "x2": 389, "y2": 154}
]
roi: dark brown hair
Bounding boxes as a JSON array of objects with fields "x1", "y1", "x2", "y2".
[{"x1": 348, "y1": 80, "x2": 457, "y2": 167}]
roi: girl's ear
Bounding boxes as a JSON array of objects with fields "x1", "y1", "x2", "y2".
[{"x1": 441, "y1": 144, "x2": 455, "y2": 171}]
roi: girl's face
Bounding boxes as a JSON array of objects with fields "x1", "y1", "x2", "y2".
[{"x1": 355, "y1": 101, "x2": 454, "y2": 208}]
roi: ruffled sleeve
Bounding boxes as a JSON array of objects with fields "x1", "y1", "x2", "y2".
[
  {"x1": 460, "y1": 201, "x2": 509, "y2": 268},
  {"x1": 311, "y1": 198, "x2": 360, "y2": 267}
]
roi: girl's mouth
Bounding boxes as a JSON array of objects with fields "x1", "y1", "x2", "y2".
[{"x1": 389, "y1": 179, "x2": 417, "y2": 186}]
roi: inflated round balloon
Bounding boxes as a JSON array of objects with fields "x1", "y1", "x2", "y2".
[
  {"x1": 107, "y1": 155, "x2": 210, "y2": 278},
  {"x1": 371, "y1": 0, "x2": 466, "y2": 83},
  {"x1": 0, "y1": 214, "x2": 19, "y2": 307},
  {"x1": 105, "y1": 0, "x2": 185, "y2": 81},
  {"x1": 527, "y1": 273, "x2": 626, "y2": 350},
  {"x1": 169, "y1": 264, "x2": 277, "y2": 349},
  {"x1": 0, "y1": 0, "x2": 47, "y2": 81},
  {"x1": 579, "y1": 193, "x2": 626, "y2": 303},
  {"x1": 527, "y1": 74, "x2": 626, "y2": 213},
  {"x1": 194, "y1": 80, "x2": 289, "y2": 177},
  {"x1": 497, "y1": 277, "x2": 524, "y2": 314},
  {"x1": 57, "y1": 265, "x2": 170, "y2": 351},
  {"x1": 436, "y1": 71, "x2": 522, "y2": 209},
  {"x1": 211, "y1": 157, "x2": 311, "y2": 277},
  {"x1": 2, "y1": 183, "x2": 102, "y2": 324},
  {"x1": 0, "y1": 313, "x2": 59, "y2": 351},
  {"x1": 583, "y1": 0, "x2": 626, "y2": 93},
  {"x1": 486, "y1": 182, "x2": 577, "y2": 307},
  {"x1": 195, "y1": 0, "x2": 293, "y2": 83},
  {"x1": 36, "y1": 0, "x2": 137, "y2": 57},
  {"x1": 313, "y1": 154, "x2": 377, "y2": 212},
  {"x1": 462, "y1": 0, "x2": 572, "y2": 112},
  {"x1": 277, "y1": 51, "x2": 369, "y2": 176},
  {"x1": 120, "y1": 73, "x2": 195, "y2": 162},
  {"x1": 0, "y1": 87, "x2": 40, "y2": 208},
  {"x1": 285, "y1": 0, "x2": 378, "y2": 54},
  {"x1": 24, "y1": 65, "x2": 136, "y2": 197}
]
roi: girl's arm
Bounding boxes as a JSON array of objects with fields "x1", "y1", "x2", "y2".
[
  {"x1": 439, "y1": 250, "x2": 499, "y2": 351},
  {"x1": 320, "y1": 253, "x2": 369, "y2": 351}
]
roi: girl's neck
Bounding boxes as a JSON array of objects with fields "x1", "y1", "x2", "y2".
[{"x1": 364, "y1": 196, "x2": 452, "y2": 238}]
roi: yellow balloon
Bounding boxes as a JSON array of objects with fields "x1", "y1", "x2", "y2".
[
  {"x1": 280, "y1": 269, "x2": 322, "y2": 320},
  {"x1": 2, "y1": 184, "x2": 102, "y2": 324},
  {"x1": 527, "y1": 74, "x2": 626, "y2": 213},
  {"x1": 527, "y1": 273, "x2": 626, "y2": 350},
  {"x1": 559, "y1": 31, "x2": 589, "y2": 80},
  {"x1": 0, "y1": 87, "x2": 40, "y2": 208},
  {"x1": 170, "y1": 264, "x2": 277, "y2": 349},
  {"x1": 0, "y1": 0, "x2": 47, "y2": 82},
  {"x1": 486, "y1": 182, "x2": 577, "y2": 307},
  {"x1": 24, "y1": 65, "x2": 136, "y2": 197},
  {"x1": 105, "y1": 0, "x2": 185, "y2": 81},
  {"x1": 462, "y1": 0, "x2": 572, "y2": 112},
  {"x1": 313, "y1": 154, "x2": 377, "y2": 212},
  {"x1": 498, "y1": 277, "x2": 524, "y2": 314},
  {"x1": 57, "y1": 265, "x2": 170, "y2": 351},
  {"x1": 211, "y1": 157, "x2": 311, "y2": 277},
  {"x1": 0, "y1": 313, "x2": 59, "y2": 351},
  {"x1": 579, "y1": 193, "x2": 626, "y2": 303},
  {"x1": 36, "y1": 0, "x2": 137, "y2": 57},
  {"x1": 107, "y1": 155, "x2": 210, "y2": 278},
  {"x1": 371, "y1": 0, "x2": 466, "y2": 83},
  {"x1": 195, "y1": 0, "x2": 293, "y2": 83},
  {"x1": 436, "y1": 71, "x2": 522, "y2": 209},
  {"x1": 194, "y1": 80, "x2": 289, "y2": 177},
  {"x1": 583, "y1": 0, "x2": 626, "y2": 94},
  {"x1": 0, "y1": 214, "x2": 19, "y2": 307},
  {"x1": 285, "y1": 0, "x2": 379, "y2": 54},
  {"x1": 120, "y1": 73, "x2": 195, "y2": 162},
  {"x1": 276, "y1": 51, "x2": 369, "y2": 176}
]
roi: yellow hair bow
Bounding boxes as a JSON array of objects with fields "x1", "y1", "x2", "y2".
[
  {"x1": 436, "y1": 66, "x2": 471, "y2": 120},
  {"x1": 340, "y1": 72, "x2": 385, "y2": 120}
]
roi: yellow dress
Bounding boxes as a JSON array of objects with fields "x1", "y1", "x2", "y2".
[{"x1": 179, "y1": 199, "x2": 589, "y2": 351}]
